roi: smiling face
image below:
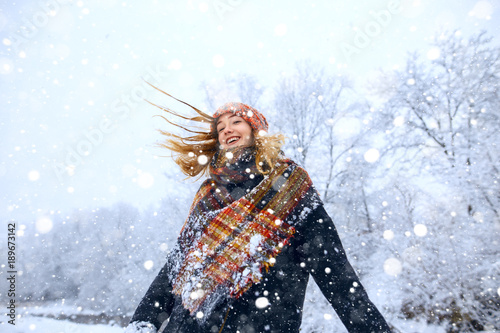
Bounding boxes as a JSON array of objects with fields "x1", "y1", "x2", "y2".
[{"x1": 216, "y1": 113, "x2": 254, "y2": 149}]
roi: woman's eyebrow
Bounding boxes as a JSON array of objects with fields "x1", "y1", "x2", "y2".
[{"x1": 216, "y1": 115, "x2": 238, "y2": 127}]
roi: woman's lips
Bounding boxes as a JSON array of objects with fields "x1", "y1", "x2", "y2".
[{"x1": 226, "y1": 137, "x2": 240, "y2": 145}]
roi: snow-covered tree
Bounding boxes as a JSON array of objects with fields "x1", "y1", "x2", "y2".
[
  {"x1": 365, "y1": 30, "x2": 500, "y2": 331},
  {"x1": 379, "y1": 30, "x2": 500, "y2": 221}
]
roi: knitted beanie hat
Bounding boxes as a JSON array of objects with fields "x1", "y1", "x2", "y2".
[{"x1": 212, "y1": 102, "x2": 269, "y2": 133}]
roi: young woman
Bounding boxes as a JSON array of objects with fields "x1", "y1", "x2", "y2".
[{"x1": 126, "y1": 90, "x2": 392, "y2": 333}]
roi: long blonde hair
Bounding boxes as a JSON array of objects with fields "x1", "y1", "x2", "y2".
[{"x1": 148, "y1": 85, "x2": 286, "y2": 178}]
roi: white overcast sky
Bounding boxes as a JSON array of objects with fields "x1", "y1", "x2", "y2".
[{"x1": 0, "y1": 0, "x2": 499, "y2": 223}]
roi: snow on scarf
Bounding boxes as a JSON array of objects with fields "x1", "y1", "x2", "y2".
[{"x1": 165, "y1": 147, "x2": 321, "y2": 320}]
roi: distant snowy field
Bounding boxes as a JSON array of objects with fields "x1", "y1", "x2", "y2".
[
  {"x1": 4, "y1": 316, "x2": 123, "y2": 333},
  {"x1": 2, "y1": 304, "x2": 124, "y2": 333}
]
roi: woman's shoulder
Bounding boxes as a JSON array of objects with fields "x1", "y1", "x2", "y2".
[
  {"x1": 274, "y1": 158, "x2": 314, "y2": 181},
  {"x1": 272, "y1": 157, "x2": 323, "y2": 211},
  {"x1": 275, "y1": 156, "x2": 300, "y2": 169}
]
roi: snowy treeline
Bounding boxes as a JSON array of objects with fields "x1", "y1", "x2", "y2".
[{"x1": 3, "y1": 31, "x2": 499, "y2": 332}]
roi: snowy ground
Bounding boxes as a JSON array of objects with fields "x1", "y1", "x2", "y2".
[
  {"x1": 2, "y1": 300, "x2": 487, "y2": 333},
  {"x1": 0, "y1": 302, "x2": 457, "y2": 333},
  {"x1": 1, "y1": 315, "x2": 454, "y2": 333}
]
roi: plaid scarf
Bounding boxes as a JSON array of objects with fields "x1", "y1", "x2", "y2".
[{"x1": 166, "y1": 147, "x2": 321, "y2": 319}]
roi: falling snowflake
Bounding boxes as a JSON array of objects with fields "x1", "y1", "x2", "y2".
[
  {"x1": 36, "y1": 217, "x2": 53, "y2": 234},
  {"x1": 364, "y1": 148, "x2": 380, "y2": 163},
  {"x1": 383, "y1": 257, "x2": 402, "y2": 276},
  {"x1": 197, "y1": 155, "x2": 208, "y2": 165},
  {"x1": 413, "y1": 224, "x2": 428, "y2": 237},
  {"x1": 255, "y1": 297, "x2": 269, "y2": 309},
  {"x1": 143, "y1": 260, "x2": 154, "y2": 270}
]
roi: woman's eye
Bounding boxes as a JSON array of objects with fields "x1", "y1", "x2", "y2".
[
  {"x1": 233, "y1": 120, "x2": 241, "y2": 124},
  {"x1": 218, "y1": 127, "x2": 224, "y2": 133}
]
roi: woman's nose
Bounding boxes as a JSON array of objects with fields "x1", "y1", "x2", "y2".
[{"x1": 223, "y1": 125, "x2": 233, "y2": 134}]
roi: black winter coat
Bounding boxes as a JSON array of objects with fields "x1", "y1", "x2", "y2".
[{"x1": 130, "y1": 204, "x2": 392, "y2": 333}]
